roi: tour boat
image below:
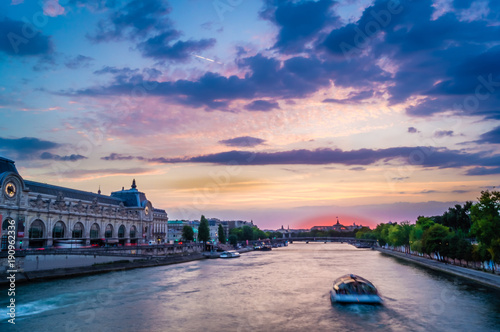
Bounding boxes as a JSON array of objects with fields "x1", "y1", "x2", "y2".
[
  {"x1": 330, "y1": 274, "x2": 383, "y2": 304},
  {"x1": 219, "y1": 251, "x2": 241, "y2": 258}
]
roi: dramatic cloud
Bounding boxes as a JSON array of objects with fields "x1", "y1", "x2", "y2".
[
  {"x1": 466, "y1": 167, "x2": 500, "y2": 176},
  {"x1": 319, "y1": 0, "x2": 500, "y2": 120},
  {"x1": 87, "y1": 0, "x2": 171, "y2": 42},
  {"x1": 244, "y1": 100, "x2": 280, "y2": 112},
  {"x1": 219, "y1": 136, "x2": 266, "y2": 148},
  {"x1": 44, "y1": 167, "x2": 152, "y2": 178},
  {"x1": 261, "y1": 0, "x2": 339, "y2": 54},
  {"x1": 69, "y1": 53, "x2": 389, "y2": 110},
  {"x1": 0, "y1": 137, "x2": 60, "y2": 160},
  {"x1": 40, "y1": 152, "x2": 87, "y2": 162},
  {"x1": 137, "y1": 32, "x2": 215, "y2": 61},
  {"x1": 65, "y1": 55, "x2": 94, "y2": 69},
  {"x1": 0, "y1": 19, "x2": 53, "y2": 56},
  {"x1": 322, "y1": 90, "x2": 374, "y2": 104},
  {"x1": 133, "y1": 146, "x2": 500, "y2": 173},
  {"x1": 0, "y1": 137, "x2": 59, "y2": 152},
  {"x1": 476, "y1": 126, "x2": 500, "y2": 144}
]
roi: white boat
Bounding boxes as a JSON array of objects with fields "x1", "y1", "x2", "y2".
[
  {"x1": 219, "y1": 251, "x2": 240, "y2": 258},
  {"x1": 330, "y1": 274, "x2": 383, "y2": 304}
]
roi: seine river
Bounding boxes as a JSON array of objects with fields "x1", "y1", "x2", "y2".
[{"x1": 2, "y1": 243, "x2": 500, "y2": 331}]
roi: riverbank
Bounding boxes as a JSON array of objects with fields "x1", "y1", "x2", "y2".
[
  {"x1": 375, "y1": 247, "x2": 500, "y2": 291},
  {"x1": 0, "y1": 253, "x2": 205, "y2": 286}
]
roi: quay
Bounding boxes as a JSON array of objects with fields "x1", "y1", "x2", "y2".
[{"x1": 376, "y1": 247, "x2": 500, "y2": 291}]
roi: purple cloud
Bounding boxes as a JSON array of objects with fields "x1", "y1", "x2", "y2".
[
  {"x1": 40, "y1": 152, "x2": 87, "y2": 162},
  {"x1": 219, "y1": 136, "x2": 266, "y2": 147},
  {"x1": 244, "y1": 100, "x2": 280, "y2": 112}
]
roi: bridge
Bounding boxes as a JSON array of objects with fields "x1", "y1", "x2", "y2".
[{"x1": 273, "y1": 237, "x2": 377, "y2": 248}]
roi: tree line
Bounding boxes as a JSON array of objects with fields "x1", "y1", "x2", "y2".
[{"x1": 356, "y1": 190, "x2": 500, "y2": 271}]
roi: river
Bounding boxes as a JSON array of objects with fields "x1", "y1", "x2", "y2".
[{"x1": 1, "y1": 243, "x2": 500, "y2": 331}]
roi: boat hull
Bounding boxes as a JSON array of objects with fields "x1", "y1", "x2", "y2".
[{"x1": 330, "y1": 290, "x2": 382, "y2": 304}]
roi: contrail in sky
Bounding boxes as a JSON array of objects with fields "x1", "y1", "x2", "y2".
[{"x1": 192, "y1": 53, "x2": 223, "y2": 64}]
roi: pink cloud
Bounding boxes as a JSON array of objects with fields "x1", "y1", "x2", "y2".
[
  {"x1": 43, "y1": 0, "x2": 65, "y2": 17},
  {"x1": 11, "y1": 0, "x2": 24, "y2": 5}
]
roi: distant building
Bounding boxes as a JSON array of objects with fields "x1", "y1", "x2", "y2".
[
  {"x1": 0, "y1": 157, "x2": 167, "y2": 249},
  {"x1": 310, "y1": 218, "x2": 364, "y2": 232}
]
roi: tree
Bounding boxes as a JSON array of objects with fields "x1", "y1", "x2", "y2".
[
  {"x1": 242, "y1": 225, "x2": 254, "y2": 241},
  {"x1": 422, "y1": 224, "x2": 450, "y2": 260},
  {"x1": 470, "y1": 190, "x2": 500, "y2": 270},
  {"x1": 181, "y1": 225, "x2": 194, "y2": 242},
  {"x1": 218, "y1": 224, "x2": 226, "y2": 244},
  {"x1": 228, "y1": 234, "x2": 238, "y2": 246},
  {"x1": 198, "y1": 215, "x2": 210, "y2": 243}
]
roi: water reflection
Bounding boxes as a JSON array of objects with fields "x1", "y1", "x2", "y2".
[{"x1": 1, "y1": 242, "x2": 499, "y2": 332}]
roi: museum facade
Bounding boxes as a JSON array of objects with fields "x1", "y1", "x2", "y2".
[{"x1": 0, "y1": 157, "x2": 168, "y2": 249}]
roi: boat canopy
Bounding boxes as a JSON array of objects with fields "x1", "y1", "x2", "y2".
[{"x1": 332, "y1": 274, "x2": 377, "y2": 293}]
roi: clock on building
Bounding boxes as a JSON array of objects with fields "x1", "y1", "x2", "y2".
[
  {"x1": 144, "y1": 206, "x2": 150, "y2": 216},
  {"x1": 5, "y1": 182, "x2": 16, "y2": 198}
]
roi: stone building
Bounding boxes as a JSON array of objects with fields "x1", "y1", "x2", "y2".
[{"x1": 0, "y1": 157, "x2": 168, "y2": 249}]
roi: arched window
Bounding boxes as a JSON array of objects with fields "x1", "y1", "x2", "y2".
[
  {"x1": 130, "y1": 225, "x2": 137, "y2": 238},
  {"x1": 118, "y1": 225, "x2": 126, "y2": 238},
  {"x1": 2, "y1": 218, "x2": 11, "y2": 231},
  {"x1": 90, "y1": 223, "x2": 100, "y2": 239},
  {"x1": 29, "y1": 220, "x2": 45, "y2": 239},
  {"x1": 105, "y1": 224, "x2": 113, "y2": 238},
  {"x1": 52, "y1": 221, "x2": 66, "y2": 238},
  {"x1": 72, "y1": 222, "x2": 84, "y2": 238}
]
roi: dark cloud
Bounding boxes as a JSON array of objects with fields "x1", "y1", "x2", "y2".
[
  {"x1": 87, "y1": 0, "x2": 171, "y2": 42},
  {"x1": 318, "y1": 0, "x2": 500, "y2": 120},
  {"x1": 70, "y1": 53, "x2": 388, "y2": 111},
  {"x1": 137, "y1": 32, "x2": 216, "y2": 61},
  {"x1": 101, "y1": 153, "x2": 135, "y2": 161},
  {"x1": 65, "y1": 55, "x2": 94, "y2": 69},
  {"x1": 219, "y1": 136, "x2": 266, "y2": 148},
  {"x1": 0, "y1": 137, "x2": 59, "y2": 152},
  {"x1": 322, "y1": 90, "x2": 374, "y2": 104},
  {"x1": 476, "y1": 126, "x2": 500, "y2": 144},
  {"x1": 244, "y1": 100, "x2": 280, "y2": 112},
  {"x1": 350, "y1": 167, "x2": 366, "y2": 171},
  {"x1": 0, "y1": 137, "x2": 60, "y2": 160},
  {"x1": 466, "y1": 167, "x2": 500, "y2": 176},
  {"x1": 0, "y1": 18, "x2": 53, "y2": 56},
  {"x1": 140, "y1": 146, "x2": 500, "y2": 173},
  {"x1": 40, "y1": 152, "x2": 87, "y2": 162},
  {"x1": 408, "y1": 127, "x2": 418, "y2": 133},
  {"x1": 420, "y1": 190, "x2": 437, "y2": 194},
  {"x1": 452, "y1": 189, "x2": 470, "y2": 194},
  {"x1": 261, "y1": 0, "x2": 339, "y2": 54},
  {"x1": 434, "y1": 130, "x2": 454, "y2": 138}
]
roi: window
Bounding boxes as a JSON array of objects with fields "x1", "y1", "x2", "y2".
[
  {"x1": 118, "y1": 225, "x2": 125, "y2": 238},
  {"x1": 105, "y1": 224, "x2": 113, "y2": 238},
  {"x1": 72, "y1": 222, "x2": 84, "y2": 238},
  {"x1": 29, "y1": 220, "x2": 45, "y2": 239},
  {"x1": 90, "y1": 223, "x2": 100, "y2": 239},
  {"x1": 53, "y1": 221, "x2": 65, "y2": 238},
  {"x1": 130, "y1": 226, "x2": 136, "y2": 238}
]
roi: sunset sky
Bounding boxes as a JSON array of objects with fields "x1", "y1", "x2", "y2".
[{"x1": 1, "y1": 0, "x2": 499, "y2": 229}]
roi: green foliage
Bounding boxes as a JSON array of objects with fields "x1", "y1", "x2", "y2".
[
  {"x1": 197, "y1": 215, "x2": 210, "y2": 243},
  {"x1": 181, "y1": 225, "x2": 194, "y2": 242},
  {"x1": 228, "y1": 234, "x2": 238, "y2": 246},
  {"x1": 242, "y1": 226, "x2": 254, "y2": 241},
  {"x1": 421, "y1": 224, "x2": 450, "y2": 256},
  {"x1": 218, "y1": 224, "x2": 226, "y2": 244},
  {"x1": 440, "y1": 202, "x2": 472, "y2": 232}
]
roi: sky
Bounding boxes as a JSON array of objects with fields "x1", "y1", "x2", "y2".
[{"x1": 1, "y1": 0, "x2": 500, "y2": 230}]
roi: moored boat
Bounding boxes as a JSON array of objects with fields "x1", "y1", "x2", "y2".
[
  {"x1": 330, "y1": 274, "x2": 382, "y2": 304},
  {"x1": 219, "y1": 251, "x2": 241, "y2": 258}
]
